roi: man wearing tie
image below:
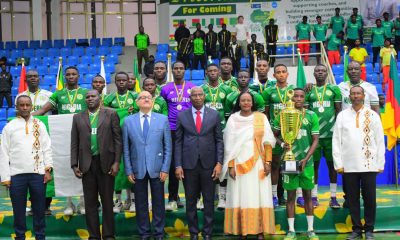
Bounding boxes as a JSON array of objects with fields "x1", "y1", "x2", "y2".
[
  {"x1": 71, "y1": 90, "x2": 122, "y2": 240},
  {"x1": 123, "y1": 91, "x2": 172, "y2": 240},
  {"x1": 175, "y1": 87, "x2": 224, "y2": 240}
]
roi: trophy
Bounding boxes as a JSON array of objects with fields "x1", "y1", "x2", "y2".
[{"x1": 280, "y1": 90, "x2": 303, "y2": 174}]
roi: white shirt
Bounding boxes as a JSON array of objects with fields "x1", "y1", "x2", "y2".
[
  {"x1": 338, "y1": 81, "x2": 379, "y2": 110},
  {"x1": 16, "y1": 89, "x2": 53, "y2": 113},
  {"x1": 0, "y1": 116, "x2": 53, "y2": 183},
  {"x1": 192, "y1": 106, "x2": 204, "y2": 124},
  {"x1": 139, "y1": 111, "x2": 152, "y2": 131},
  {"x1": 332, "y1": 106, "x2": 385, "y2": 173},
  {"x1": 235, "y1": 23, "x2": 248, "y2": 41}
]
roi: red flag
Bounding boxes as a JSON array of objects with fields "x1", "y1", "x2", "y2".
[{"x1": 18, "y1": 63, "x2": 27, "y2": 93}]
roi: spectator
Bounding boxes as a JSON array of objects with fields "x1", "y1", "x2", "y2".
[
  {"x1": 371, "y1": 19, "x2": 385, "y2": 70},
  {"x1": 347, "y1": 8, "x2": 364, "y2": 43},
  {"x1": 218, "y1": 24, "x2": 231, "y2": 58},
  {"x1": 349, "y1": 39, "x2": 369, "y2": 81},
  {"x1": 205, "y1": 24, "x2": 218, "y2": 59},
  {"x1": 234, "y1": 16, "x2": 249, "y2": 59},
  {"x1": 296, "y1": 16, "x2": 312, "y2": 65},
  {"x1": 193, "y1": 23, "x2": 206, "y2": 40},
  {"x1": 380, "y1": 38, "x2": 397, "y2": 90},
  {"x1": 134, "y1": 26, "x2": 150, "y2": 74},
  {"x1": 313, "y1": 16, "x2": 328, "y2": 64},
  {"x1": 346, "y1": 15, "x2": 362, "y2": 50},
  {"x1": 330, "y1": 8, "x2": 345, "y2": 35},
  {"x1": 264, "y1": 18, "x2": 279, "y2": 67},
  {"x1": 327, "y1": 31, "x2": 344, "y2": 66},
  {"x1": 227, "y1": 36, "x2": 242, "y2": 76},
  {"x1": 382, "y1": 12, "x2": 395, "y2": 39},
  {"x1": 174, "y1": 21, "x2": 190, "y2": 45},
  {"x1": 395, "y1": 12, "x2": 400, "y2": 58},
  {"x1": 192, "y1": 31, "x2": 206, "y2": 70},
  {"x1": 143, "y1": 55, "x2": 155, "y2": 78},
  {"x1": 0, "y1": 57, "x2": 13, "y2": 108}
]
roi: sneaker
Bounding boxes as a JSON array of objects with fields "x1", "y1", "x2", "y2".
[
  {"x1": 346, "y1": 231, "x2": 362, "y2": 240},
  {"x1": 217, "y1": 194, "x2": 226, "y2": 210},
  {"x1": 148, "y1": 199, "x2": 152, "y2": 211},
  {"x1": 196, "y1": 198, "x2": 204, "y2": 210},
  {"x1": 78, "y1": 203, "x2": 85, "y2": 215},
  {"x1": 365, "y1": 231, "x2": 374, "y2": 240},
  {"x1": 123, "y1": 200, "x2": 131, "y2": 211},
  {"x1": 63, "y1": 203, "x2": 76, "y2": 216},
  {"x1": 296, "y1": 197, "x2": 305, "y2": 208},
  {"x1": 329, "y1": 197, "x2": 341, "y2": 209},
  {"x1": 306, "y1": 231, "x2": 319, "y2": 240},
  {"x1": 166, "y1": 201, "x2": 178, "y2": 212},
  {"x1": 273, "y1": 197, "x2": 279, "y2": 208},
  {"x1": 45, "y1": 209, "x2": 52, "y2": 216},
  {"x1": 127, "y1": 201, "x2": 136, "y2": 212},
  {"x1": 26, "y1": 207, "x2": 33, "y2": 216},
  {"x1": 312, "y1": 197, "x2": 319, "y2": 208},
  {"x1": 283, "y1": 231, "x2": 297, "y2": 240},
  {"x1": 279, "y1": 197, "x2": 287, "y2": 206},
  {"x1": 177, "y1": 200, "x2": 185, "y2": 208},
  {"x1": 113, "y1": 200, "x2": 123, "y2": 213}
]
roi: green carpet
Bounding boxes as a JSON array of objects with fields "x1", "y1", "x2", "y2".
[{"x1": 0, "y1": 186, "x2": 400, "y2": 239}]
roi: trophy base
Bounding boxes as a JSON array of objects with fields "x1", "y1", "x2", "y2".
[{"x1": 280, "y1": 161, "x2": 303, "y2": 174}]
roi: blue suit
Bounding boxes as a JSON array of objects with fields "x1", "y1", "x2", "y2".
[{"x1": 123, "y1": 112, "x2": 172, "y2": 238}]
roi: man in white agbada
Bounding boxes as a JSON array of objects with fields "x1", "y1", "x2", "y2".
[{"x1": 220, "y1": 90, "x2": 276, "y2": 238}]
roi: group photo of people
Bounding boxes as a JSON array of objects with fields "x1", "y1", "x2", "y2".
[{"x1": 0, "y1": 0, "x2": 400, "y2": 240}]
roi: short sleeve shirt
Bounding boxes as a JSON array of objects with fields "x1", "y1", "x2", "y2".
[
  {"x1": 382, "y1": 20, "x2": 394, "y2": 38},
  {"x1": 313, "y1": 24, "x2": 328, "y2": 41},
  {"x1": 262, "y1": 84, "x2": 295, "y2": 123},
  {"x1": 17, "y1": 89, "x2": 53, "y2": 112},
  {"x1": 349, "y1": 48, "x2": 369, "y2": 67},
  {"x1": 296, "y1": 23, "x2": 311, "y2": 40},
  {"x1": 201, "y1": 83, "x2": 232, "y2": 128},
  {"x1": 49, "y1": 87, "x2": 88, "y2": 114},
  {"x1": 338, "y1": 81, "x2": 379, "y2": 110},
  {"x1": 103, "y1": 91, "x2": 138, "y2": 111},
  {"x1": 346, "y1": 22, "x2": 360, "y2": 40},
  {"x1": 380, "y1": 47, "x2": 397, "y2": 66},
  {"x1": 327, "y1": 34, "x2": 341, "y2": 51},
  {"x1": 330, "y1": 16, "x2": 345, "y2": 34},
  {"x1": 371, "y1": 27, "x2": 385, "y2": 47},
  {"x1": 225, "y1": 89, "x2": 265, "y2": 117}
]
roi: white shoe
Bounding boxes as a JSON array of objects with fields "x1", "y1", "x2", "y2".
[
  {"x1": 217, "y1": 187, "x2": 226, "y2": 209},
  {"x1": 165, "y1": 201, "x2": 178, "y2": 212},
  {"x1": 127, "y1": 201, "x2": 136, "y2": 212},
  {"x1": 196, "y1": 198, "x2": 204, "y2": 210},
  {"x1": 113, "y1": 200, "x2": 123, "y2": 213},
  {"x1": 64, "y1": 203, "x2": 76, "y2": 216}
]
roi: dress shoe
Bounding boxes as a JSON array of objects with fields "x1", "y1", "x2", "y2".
[
  {"x1": 346, "y1": 231, "x2": 362, "y2": 240},
  {"x1": 203, "y1": 235, "x2": 212, "y2": 240},
  {"x1": 190, "y1": 234, "x2": 198, "y2": 240},
  {"x1": 365, "y1": 231, "x2": 374, "y2": 240}
]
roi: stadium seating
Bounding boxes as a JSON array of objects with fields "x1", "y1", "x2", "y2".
[
  {"x1": 41, "y1": 40, "x2": 52, "y2": 49},
  {"x1": 35, "y1": 49, "x2": 47, "y2": 58},
  {"x1": 7, "y1": 108, "x2": 16, "y2": 118},
  {"x1": 23, "y1": 49, "x2": 35, "y2": 59},
  {"x1": 67, "y1": 56, "x2": 79, "y2": 66},
  {"x1": 84, "y1": 73, "x2": 96, "y2": 84},
  {"x1": 0, "y1": 109, "x2": 6, "y2": 120},
  {"x1": 43, "y1": 75, "x2": 55, "y2": 86},
  {"x1": 48, "y1": 48, "x2": 60, "y2": 58},
  {"x1": 81, "y1": 55, "x2": 92, "y2": 65},
  {"x1": 98, "y1": 46, "x2": 110, "y2": 56},
  {"x1": 89, "y1": 63, "x2": 101, "y2": 74},
  {"x1": 184, "y1": 70, "x2": 191, "y2": 80},
  {"x1": 18, "y1": 41, "x2": 29, "y2": 49},
  {"x1": 90, "y1": 38, "x2": 101, "y2": 47},
  {"x1": 73, "y1": 47, "x2": 85, "y2": 56},
  {"x1": 77, "y1": 64, "x2": 89, "y2": 74},
  {"x1": 5, "y1": 41, "x2": 16, "y2": 50},
  {"x1": 49, "y1": 65, "x2": 59, "y2": 75},
  {"x1": 54, "y1": 39, "x2": 65, "y2": 48},
  {"x1": 192, "y1": 70, "x2": 204, "y2": 80},
  {"x1": 86, "y1": 46, "x2": 97, "y2": 56},
  {"x1": 0, "y1": 42, "x2": 4, "y2": 50},
  {"x1": 66, "y1": 39, "x2": 76, "y2": 48},
  {"x1": 114, "y1": 37, "x2": 125, "y2": 46},
  {"x1": 157, "y1": 44, "x2": 169, "y2": 53},
  {"x1": 102, "y1": 38, "x2": 113, "y2": 47},
  {"x1": 37, "y1": 65, "x2": 49, "y2": 76}
]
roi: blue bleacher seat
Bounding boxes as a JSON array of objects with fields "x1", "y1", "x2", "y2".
[
  {"x1": 0, "y1": 109, "x2": 6, "y2": 120},
  {"x1": 90, "y1": 38, "x2": 101, "y2": 47},
  {"x1": 110, "y1": 46, "x2": 123, "y2": 55},
  {"x1": 29, "y1": 57, "x2": 41, "y2": 66},
  {"x1": 78, "y1": 38, "x2": 89, "y2": 44},
  {"x1": 105, "y1": 63, "x2": 115, "y2": 74},
  {"x1": 25, "y1": 65, "x2": 34, "y2": 72},
  {"x1": 211, "y1": 59, "x2": 219, "y2": 66},
  {"x1": 106, "y1": 54, "x2": 118, "y2": 64},
  {"x1": 192, "y1": 70, "x2": 204, "y2": 80},
  {"x1": 0, "y1": 121, "x2": 7, "y2": 131},
  {"x1": 10, "y1": 66, "x2": 21, "y2": 76},
  {"x1": 332, "y1": 64, "x2": 344, "y2": 74},
  {"x1": 84, "y1": 73, "x2": 96, "y2": 84},
  {"x1": 98, "y1": 46, "x2": 110, "y2": 56},
  {"x1": 155, "y1": 52, "x2": 167, "y2": 62},
  {"x1": 37, "y1": 65, "x2": 49, "y2": 76},
  {"x1": 191, "y1": 80, "x2": 204, "y2": 86},
  {"x1": 42, "y1": 75, "x2": 55, "y2": 86},
  {"x1": 157, "y1": 44, "x2": 169, "y2": 53},
  {"x1": 39, "y1": 84, "x2": 51, "y2": 91},
  {"x1": 0, "y1": 42, "x2": 3, "y2": 50},
  {"x1": 184, "y1": 70, "x2": 191, "y2": 80},
  {"x1": 66, "y1": 39, "x2": 76, "y2": 48},
  {"x1": 53, "y1": 39, "x2": 64, "y2": 48},
  {"x1": 86, "y1": 46, "x2": 97, "y2": 56},
  {"x1": 7, "y1": 108, "x2": 16, "y2": 118},
  {"x1": 35, "y1": 49, "x2": 47, "y2": 58},
  {"x1": 48, "y1": 48, "x2": 60, "y2": 58},
  {"x1": 5, "y1": 41, "x2": 16, "y2": 50},
  {"x1": 60, "y1": 48, "x2": 72, "y2": 58},
  {"x1": 0, "y1": 50, "x2": 8, "y2": 58},
  {"x1": 335, "y1": 75, "x2": 344, "y2": 84},
  {"x1": 17, "y1": 41, "x2": 29, "y2": 49},
  {"x1": 67, "y1": 56, "x2": 79, "y2": 66},
  {"x1": 240, "y1": 58, "x2": 247, "y2": 68},
  {"x1": 10, "y1": 50, "x2": 22, "y2": 59},
  {"x1": 29, "y1": 40, "x2": 40, "y2": 49},
  {"x1": 276, "y1": 47, "x2": 286, "y2": 55},
  {"x1": 102, "y1": 38, "x2": 113, "y2": 47},
  {"x1": 77, "y1": 63, "x2": 89, "y2": 74},
  {"x1": 73, "y1": 47, "x2": 85, "y2": 56},
  {"x1": 41, "y1": 40, "x2": 52, "y2": 49},
  {"x1": 11, "y1": 87, "x2": 18, "y2": 96},
  {"x1": 89, "y1": 63, "x2": 101, "y2": 74},
  {"x1": 23, "y1": 49, "x2": 35, "y2": 59},
  {"x1": 114, "y1": 37, "x2": 125, "y2": 46},
  {"x1": 374, "y1": 83, "x2": 383, "y2": 94},
  {"x1": 80, "y1": 84, "x2": 92, "y2": 89},
  {"x1": 81, "y1": 55, "x2": 92, "y2": 65},
  {"x1": 49, "y1": 65, "x2": 59, "y2": 75},
  {"x1": 42, "y1": 57, "x2": 54, "y2": 66}
]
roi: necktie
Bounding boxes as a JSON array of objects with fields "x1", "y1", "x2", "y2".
[
  {"x1": 143, "y1": 114, "x2": 149, "y2": 139},
  {"x1": 376, "y1": 0, "x2": 381, "y2": 17},
  {"x1": 196, "y1": 111, "x2": 202, "y2": 133}
]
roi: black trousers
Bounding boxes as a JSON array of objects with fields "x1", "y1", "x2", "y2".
[
  {"x1": 0, "y1": 91, "x2": 12, "y2": 108},
  {"x1": 178, "y1": 53, "x2": 191, "y2": 69},
  {"x1": 206, "y1": 48, "x2": 218, "y2": 59},
  {"x1": 137, "y1": 49, "x2": 149, "y2": 74},
  {"x1": 192, "y1": 54, "x2": 206, "y2": 70},
  {"x1": 395, "y1": 36, "x2": 400, "y2": 60},
  {"x1": 267, "y1": 43, "x2": 277, "y2": 66},
  {"x1": 82, "y1": 155, "x2": 115, "y2": 240},
  {"x1": 372, "y1": 47, "x2": 381, "y2": 67},
  {"x1": 232, "y1": 58, "x2": 240, "y2": 77},
  {"x1": 168, "y1": 131, "x2": 180, "y2": 202},
  {"x1": 183, "y1": 162, "x2": 215, "y2": 236},
  {"x1": 220, "y1": 49, "x2": 228, "y2": 58},
  {"x1": 343, "y1": 172, "x2": 377, "y2": 233}
]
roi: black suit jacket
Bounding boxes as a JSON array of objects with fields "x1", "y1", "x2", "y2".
[
  {"x1": 70, "y1": 107, "x2": 122, "y2": 174},
  {"x1": 174, "y1": 107, "x2": 224, "y2": 170}
]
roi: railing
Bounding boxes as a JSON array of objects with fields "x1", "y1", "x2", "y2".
[{"x1": 267, "y1": 40, "x2": 336, "y2": 85}]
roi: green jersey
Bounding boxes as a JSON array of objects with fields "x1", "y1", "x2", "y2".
[
  {"x1": 89, "y1": 111, "x2": 99, "y2": 155},
  {"x1": 313, "y1": 24, "x2": 328, "y2": 41},
  {"x1": 382, "y1": 20, "x2": 394, "y2": 38},
  {"x1": 193, "y1": 38, "x2": 205, "y2": 55},
  {"x1": 103, "y1": 91, "x2": 138, "y2": 111},
  {"x1": 201, "y1": 83, "x2": 232, "y2": 128},
  {"x1": 346, "y1": 22, "x2": 360, "y2": 40},
  {"x1": 347, "y1": 15, "x2": 363, "y2": 28},
  {"x1": 330, "y1": 16, "x2": 345, "y2": 34},
  {"x1": 225, "y1": 89, "x2": 265, "y2": 117},
  {"x1": 249, "y1": 79, "x2": 277, "y2": 94},
  {"x1": 296, "y1": 23, "x2": 311, "y2": 40},
  {"x1": 371, "y1": 27, "x2": 385, "y2": 47},
  {"x1": 273, "y1": 109, "x2": 320, "y2": 166},
  {"x1": 395, "y1": 18, "x2": 400, "y2": 36},
  {"x1": 305, "y1": 84, "x2": 342, "y2": 139},
  {"x1": 262, "y1": 84, "x2": 295, "y2": 123},
  {"x1": 133, "y1": 95, "x2": 168, "y2": 115},
  {"x1": 49, "y1": 87, "x2": 88, "y2": 114},
  {"x1": 222, "y1": 77, "x2": 239, "y2": 92}
]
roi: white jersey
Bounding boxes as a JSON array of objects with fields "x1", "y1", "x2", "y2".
[
  {"x1": 16, "y1": 89, "x2": 53, "y2": 112},
  {"x1": 338, "y1": 81, "x2": 379, "y2": 110}
]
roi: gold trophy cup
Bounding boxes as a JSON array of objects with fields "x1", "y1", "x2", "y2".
[{"x1": 280, "y1": 90, "x2": 303, "y2": 174}]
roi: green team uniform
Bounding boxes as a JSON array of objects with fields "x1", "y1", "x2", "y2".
[
  {"x1": 395, "y1": 19, "x2": 400, "y2": 37},
  {"x1": 249, "y1": 80, "x2": 277, "y2": 94},
  {"x1": 330, "y1": 16, "x2": 345, "y2": 34},
  {"x1": 347, "y1": 15, "x2": 363, "y2": 28},
  {"x1": 382, "y1": 20, "x2": 394, "y2": 38},
  {"x1": 347, "y1": 22, "x2": 360, "y2": 40},
  {"x1": 103, "y1": 91, "x2": 138, "y2": 112},
  {"x1": 273, "y1": 109, "x2": 320, "y2": 190},
  {"x1": 133, "y1": 95, "x2": 168, "y2": 115},
  {"x1": 262, "y1": 84, "x2": 294, "y2": 154},
  {"x1": 49, "y1": 87, "x2": 88, "y2": 114},
  {"x1": 296, "y1": 23, "x2": 311, "y2": 40},
  {"x1": 305, "y1": 84, "x2": 342, "y2": 162},
  {"x1": 313, "y1": 24, "x2": 328, "y2": 41},
  {"x1": 155, "y1": 83, "x2": 167, "y2": 96},
  {"x1": 225, "y1": 89, "x2": 265, "y2": 118},
  {"x1": 327, "y1": 34, "x2": 341, "y2": 51},
  {"x1": 222, "y1": 77, "x2": 239, "y2": 92},
  {"x1": 371, "y1": 27, "x2": 385, "y2": 47},
  {"x1": 201, "y1": 82, "x2": 232, "y2": 128}
]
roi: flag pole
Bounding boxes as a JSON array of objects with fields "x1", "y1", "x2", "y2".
[
  {"x1": 253, "y1": 49, "x2": 259, "y2": 84},
  {"x1": 56, "y1": 57, "x2": 62, "y2": 90},
  {"x1": 167, "y1": 53, "x2": 173, "y2": 82},
  {"x1": 395, "y1": 143, "x2": 398, "y2": 188}
]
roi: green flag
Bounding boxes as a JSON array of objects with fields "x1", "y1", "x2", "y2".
[
  {"x1": 296, "y1": 53, "x2": 307, "y2": 88},
  {"x1": 133, "y1": 58, "x2": 141, "y2": 93}
]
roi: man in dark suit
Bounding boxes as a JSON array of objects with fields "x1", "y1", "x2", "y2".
[
  {"x1": 71, "y1": 90, "x2": 122, "y2": 240},
  {"x1": 123, "y1": 91, "x2": 172, "y2": 240},
  {"x1": 175, "y1": 87, "x2": 224, "y2": 240}
]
